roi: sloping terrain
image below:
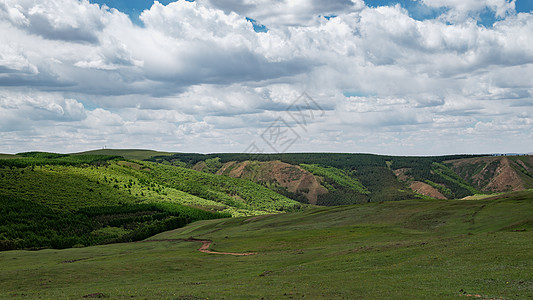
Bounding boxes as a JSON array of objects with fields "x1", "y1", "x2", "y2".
[
  {"x1": 216, "y1": 160, "x2": 327, "y2": 204},
  {"x1": 151, "y1": 152, "x2": 486, "y2": 202},
  {"x1": 408, "y1": 181, "x2": 447, "y2": 199},
  {"x1": 1, "y1": 191, "x2": 531, "y2": 299},
  {"x1": 446, "y1": 155, "x2": 533, "y2": 192},
  {"x1": 0, "y1": 153, "x2": 301, "y2": 250},
  {"x1": 190, "y1": 158, "x2": 372, "y2": 205}
]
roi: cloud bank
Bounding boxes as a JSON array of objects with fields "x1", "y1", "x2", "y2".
[{"x1": 0, "y1": 0, "x2": 532, "y2": 155}]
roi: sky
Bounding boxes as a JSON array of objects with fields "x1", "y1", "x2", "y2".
[{"x1": 0, "y1": 0, "x2": 532, "y2": 156}]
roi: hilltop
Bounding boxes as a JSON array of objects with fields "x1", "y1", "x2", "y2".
[{"x1": 73, "y1": 149, "x2": 175, "y2": 160}]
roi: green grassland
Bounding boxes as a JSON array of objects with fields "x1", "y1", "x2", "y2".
[
  {"x1": 0, "y1": 153, "x2": 20, "y2": 159},
  {"x1": 1, "y1": 191, "x2": 531, "y2": 299}
]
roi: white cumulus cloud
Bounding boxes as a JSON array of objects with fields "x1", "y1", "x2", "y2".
[{"x1": 0, "y1": 0, "x2": 531, "y2": 155}]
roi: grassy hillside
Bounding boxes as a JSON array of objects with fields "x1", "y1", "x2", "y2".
[
  {"x1": 144, "y1": 161, "x2": 302, "y2": 213},
  {"x1": 0, "y1": 152, "x2": 122, "y2": 168},
  {"x1": 73, "y1": 149, "x2": 175, "y2": 160},
  {"x1": 0, "y1": 196, "x2": 226, "y2": 250},
  {"x1": 0, "y1": 153, "x2": 301, "y2": 250},
  {"x1": 1, "y1": 191, "x2": 531, "y2": 299},
  {"x1": 0, "y1": 154, "x2": 299, "y2": 215}
]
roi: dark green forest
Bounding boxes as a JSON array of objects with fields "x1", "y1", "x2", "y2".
[{"x1": 0, "y1": 195, "x2": 228, "y2": 251}]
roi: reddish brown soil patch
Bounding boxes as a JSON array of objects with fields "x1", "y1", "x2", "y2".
[
  {"x1": 140, "y1": 239, "x2": 256, "y2": 256},
  {"x1": 217, "y1": 160, "x2": 327, "y2": 204},
  {"x1": 187, "y1": 238, "x2": 256, "y2": 256},
  {"x1": 446, "y1": 156, "x2": 533, "y2": 192},
  {"x1": 409, "y1": 181, "x2": 447, "y2": 199}
]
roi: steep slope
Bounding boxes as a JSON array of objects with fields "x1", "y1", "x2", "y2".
[
  {"x1": 193, "y1": 159, "x2": 373, "y2": 205},
  {"x1": 408, "y1": 181, "x2": 447, "y2": 199},
  {"x1": 445, "y1": 155, "x2": 533, "y2": 192},
  {"x1": 216, "y1": 160, "x2": 327, "y2": 204}
]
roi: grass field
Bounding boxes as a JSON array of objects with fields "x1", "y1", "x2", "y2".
[{"x1": 1, "y1": 191, "x2": 531, "y2": 299}]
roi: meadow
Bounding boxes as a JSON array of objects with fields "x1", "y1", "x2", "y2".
[{"x1": 1, "y1": 191, "x2": 531, "y2": 299}]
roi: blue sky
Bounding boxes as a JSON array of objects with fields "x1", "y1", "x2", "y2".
[
  {"x1": 1, "y1": 0, "x2": 532, "y2": 155},
  {"x1": 90, "y1": 0, "x2": 533, "y2": 27}
]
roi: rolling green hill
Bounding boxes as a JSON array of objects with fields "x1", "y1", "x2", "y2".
[
  {"x1": 1, "y1": 191, "x2": 531, "y2": 299},
  {"x1": 0, "y1": 153, "x2": 301, "y2": 250}
]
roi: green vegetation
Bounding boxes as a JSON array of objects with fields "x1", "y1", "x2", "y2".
[
  {"x1": 202, "y1": 157, "x2": 223, "y2": 173},
  {"x1": 1, "y1": 191, "x2": 531, "y2": 299},
  {"x1": 0, "y1": 196, "x2": 227, "y2": 250},
  {"x1": 151, "y1": 152, "x2": 481, "y2": 170},
  {"x1": 151, "y1": 153, "x2": 485, "y2": 202},
  {"x1": 0, "y1": 156, "x2": 299, "y2": 215},
  {"x1": 450, "y1": 156, "x2": 533, "y2": 191},
  {"x1": 432, "y1": 162, "x2": 479, "y2": 196},
  {"x1": 73, "y1": 149, "x2": 174, "y2": 160},
  {"x1": 301, "y1": 164, "x2": 369, "y2": 194},
  {"x1": 301, "y1": 163, "x2": 371, "y2": 205},
  {"x1": 145, "y1": 162, "x2": 302, "y2": 213},
  {"x1": 0, "y1": 152, "x2": 121, "y2": 168},
  {"x1": 424, "y1": 179, "x2": 453, "y2": 198},
  {"x1": 0, "y1": 153, "x2": 303, "y2": 250}
]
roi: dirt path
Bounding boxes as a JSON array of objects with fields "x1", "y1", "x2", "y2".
[
  {"x1": 141, "y1": 238, "x2": 256, "y2": 256},
  {"x1": 190, "y1": 239, "x2": 256, "y2": 256}
]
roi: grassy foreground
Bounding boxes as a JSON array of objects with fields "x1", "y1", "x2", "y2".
[{"x1": 1, "y1": 191, "x2": 532, "y2": 299}]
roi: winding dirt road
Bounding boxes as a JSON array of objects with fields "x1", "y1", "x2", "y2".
[
  {"x1": 188, "y1": 239, "x2": 256, "y2": 256},
  {"x1": 142, "y1": 238, "x2": 256, "y2": 256}
]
